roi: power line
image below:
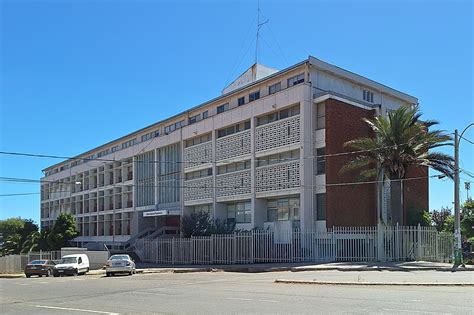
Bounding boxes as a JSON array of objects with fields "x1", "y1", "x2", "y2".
[
  {"x1": 0, "y1": 174, "x2": 438, "y2": 193},
  {"x1": 0, "y1": 192, "x2": 40, "y2": 197},
  {"x1": 0, "y1": 141, "x2": 427, "y2": 167},
  {"x1": 459, "y1": 135, "x2": 474, "y2": 145}
]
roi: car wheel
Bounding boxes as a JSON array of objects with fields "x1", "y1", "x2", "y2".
[
  {"x1": 25, "y1": 274, "x2": 31, "y2": 278},
  {"x1": 86, "y1": 268, "x2": 89, "y2": 273},
  {"x1": 46, "y1": 269, "x2": 52, "y2": 277},
  {"x1": 73, "y1": 269, "x2": 78, "y2": 276}
]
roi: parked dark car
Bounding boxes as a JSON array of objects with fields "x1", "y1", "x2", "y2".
[{"x1": 24, "y1": 260, "x2": 56, "y2": 278}]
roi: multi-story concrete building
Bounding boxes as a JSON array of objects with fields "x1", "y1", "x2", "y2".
[{"x1": 40, "y1": 56, "x2": 428, "y2": 247}]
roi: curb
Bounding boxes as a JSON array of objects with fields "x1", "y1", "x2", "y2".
[
  {"x1": 0, "y1": 274, "x2": 25, "y2": 279},
  {"x1": 274, "y1": 279, "x2": 474, "y2": 286},
  {"x1": 290, "y1": 267, "x2": 474, "y2": 272}
]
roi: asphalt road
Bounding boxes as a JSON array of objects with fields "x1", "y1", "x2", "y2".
[{"x1": 0, "y1": 271, "x2": 472, "y2": 314}]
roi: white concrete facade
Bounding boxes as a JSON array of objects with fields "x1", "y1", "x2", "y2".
[{"x1": 40, "y1": 56, "x2": 417, "y2": 245}]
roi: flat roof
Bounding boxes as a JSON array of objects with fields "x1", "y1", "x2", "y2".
[{"x1": 43, "y1": 55, "x2": 418, "y2": 172}]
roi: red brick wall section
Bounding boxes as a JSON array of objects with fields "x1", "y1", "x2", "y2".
[
  {"x1": 403, "y1": 166, "x2": 429, "y2": 222},
  {"x1": 325, "y1": 99, "x2": 377, "y2": 227}
]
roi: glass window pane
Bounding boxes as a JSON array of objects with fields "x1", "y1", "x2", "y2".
[
  {"x1": 268, "y1": 200, "x2": 277, "y2": 208},
  {"x1": 316, "y1": 194, "x2": 326, "y2": 220},
  {"x1": 267, "y1": 208, "x2": 277, "y2": 222},
  {"x1": 280, "y1": 109, "x2": 289, "y2": 119}
]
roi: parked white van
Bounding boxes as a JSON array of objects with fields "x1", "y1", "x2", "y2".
[{"x1": 53, "y1": 254, "x2": 90, "y2": 277}]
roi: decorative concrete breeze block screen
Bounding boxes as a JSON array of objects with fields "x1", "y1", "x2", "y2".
[
  {"x1": 184, "y1": 176, "x2": 213, "y2": 201},
  {"x1": 255, "y1": 116, "x2": 300, "y2": 152},
  {"x1": 216, "y1": 130, "x2": 251, "y2": 161},
  {"x1": 256, "y1": 161, "x2": 300, "y2": 193},
  {"x1": 216, "y1": 170, "x2": 251, "y2": 197},
  {"x1": 183, "y1": 142, "x2": 212, "y2": 169}
]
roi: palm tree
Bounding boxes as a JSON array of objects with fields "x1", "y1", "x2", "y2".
[
  {"x1": 341, "y1": 106, "x2": 454, "y2": 225},
  {"x1": 2, "y1": 234, "x2": 22, "y2": 255}
]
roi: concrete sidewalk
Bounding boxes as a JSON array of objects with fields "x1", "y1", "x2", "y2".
[
  {"x1": 136, "y1": 261, "x2": 474, "y2": 273},
  {"x1": 1, "y1": 261, "x2": 472, "y2": 279}
]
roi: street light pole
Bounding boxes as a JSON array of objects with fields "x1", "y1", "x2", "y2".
[
  {"x1": 454, "y1": 129, "x2": 461, "y2": 265},
  {"x1": 454, "y1": 123, "x2": 474, "y2": 266}
]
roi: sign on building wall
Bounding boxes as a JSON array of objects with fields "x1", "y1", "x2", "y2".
[{"x1": 143, "y1": 210, "x2": 168, "y2": 217}]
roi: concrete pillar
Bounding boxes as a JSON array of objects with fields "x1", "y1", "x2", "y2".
[
  {"x1": 253, "y1": 198, "x2": 267, "y2": 229},
  {"x1": 300, "y1": 85, "x2": 314, "y2": 231},
  {"x1": 250, "y1": 116, "x2": 258, "y2": 228}
]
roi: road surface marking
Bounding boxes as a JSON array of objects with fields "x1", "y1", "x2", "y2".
[
  {"x1": 226, "y1": 297, "x2": 279, "y2": 303},
  {"x1": 382, "y1": 309, "x2": 442, "y2": 314},
  {"x1": 35, "y1": 305, "x2": 120, "y2": 315},
  {"x1": 133, "y1": 291, "x2": 173, "y2": 296}
]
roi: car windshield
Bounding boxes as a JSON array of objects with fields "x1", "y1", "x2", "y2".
[
  {"x1": 110, "y1": 255, "x2": 129, "y2": 261},
  {"x1": 30, "y1": 260, "x2": 46, "y2": 265},
  {"x1": 60, "y1": 257, "x2": 77, "y2": 264}
]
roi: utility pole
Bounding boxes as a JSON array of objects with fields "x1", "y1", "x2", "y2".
[{"x1": 454, "y1": 129, "x2": 462, "y2": 265}]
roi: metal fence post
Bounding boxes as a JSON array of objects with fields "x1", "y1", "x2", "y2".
[
  {"x1": 377, "y1": 223, "x2": 385, "y2": 261},
  {"x1": 416, "y1": 223, "x2": 422, "y2": 260}
]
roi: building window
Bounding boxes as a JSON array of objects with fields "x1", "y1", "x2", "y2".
[
  {"x1": 194, "y1": 204, "x2": 212, "y2": 214},
  {"x1": 316, "y1": 193, "x2": 326, "y2": 220},
  {"x1": 141, "y1": 130, "x2": 160, "y2": 142},
  {"x1": 267, "y1": 198, "x2": 299, "y2": 222},
  {"x1": 216, "y1": 120, "x2": 250, "y2": 138},
  {"x1": 185, "y1": 133, "x2": 211, "y2": 148},
  {"x1": 363, "y1": 90, "x2": 374, "y2": 103},
  {"x1": 257, "y1": 105, "x2": 300, "y2": 126},
  {"x1": 249, "y1": 91, "x2": 260, "y2": 102},
  {"x1": 217, "y1": 160, "x2": 251, "y2": 174},
  {"x1": 185, "y1": 168, "x2": 212, "y2": 180},
  {"x1": 268, "y1": 82, "x2": 281, "y2": 95},
  {"x1": 257, "y1": 149, "x2": 299, "y2": 167},
  {"x1": 238, "y1": 97, "x2": 245, "y2": 106},
  {"x1": 164, "y1": 120, "x2": 185, "y2": 134},
  {"x1": 121, "y1": 138, "x2": 137, "y2": 149},
  {"x1": 316, "y1": 102, "x2": 325, "y2": 130},
  {"x1": 202, "y1": 110, "x2": 209, "y2": 119},
  {"x1": 188, "y1": 114, "x2": 201, "y2": 125},
  {"x1": 287, "y1": 73, "x2": 305, "y2": 87},
  {"x1": 316, "y1": 147, "x2": 326, "y2": 175},
  {"x1": 217, "y1": 103, "x2": 229, "y2": 114},
  {"x1": 227, "y1": 201, "x2": 251, "y2": 224}
]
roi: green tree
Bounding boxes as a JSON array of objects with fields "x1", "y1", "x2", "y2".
[
  {"x1": 407, "y1": 207, "x2": 431, "y2": 226},
  {"x1": 341, "y1": 106, "x2": 454, "y2": 225},
  {"x1": 0, "y1": 218, "x2": 27, "y2": 240},
  {"x1": 21, "y1": 229, "x2": 51, "y2": 253},
  {"x1": 461, "y1": 200, "x2": 474, "y2": 239},
  {"x1": 431, "y1": 207, "x2": 453, "y2": 232},
  {"x1": 47, "y1": 213, "x2": 79, "y2": 250},
  {"x1": 182, "y1": 211, "x2": 235, "y2": 237},
  {"x1": 2, "y1": 234, "x2": 22, "y2": 255},
  {"x1": 0, "y1": 218, "x2": 39, "y2": 255}
]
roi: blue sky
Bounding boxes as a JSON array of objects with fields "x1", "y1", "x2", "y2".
[{"x1": 0, "y1": 0, "x2": 473, "y2": 224}]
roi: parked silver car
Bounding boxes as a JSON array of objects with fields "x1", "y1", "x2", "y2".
[{"x1": 105, "y1": 254, "x2": 136, "y2": 276}]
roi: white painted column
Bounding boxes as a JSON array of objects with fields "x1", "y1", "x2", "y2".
[{"x1": 300, "y1": 84, "x2": 314, "y2": 231}]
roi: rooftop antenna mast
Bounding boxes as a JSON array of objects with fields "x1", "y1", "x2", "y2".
[{"x1": 255, "y1": 0, "x2": 269, "y2": 64}]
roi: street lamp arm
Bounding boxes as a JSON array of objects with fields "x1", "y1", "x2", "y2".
[{"x1": 459, "y1": 122, "x2": 474, "y2": 140}]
